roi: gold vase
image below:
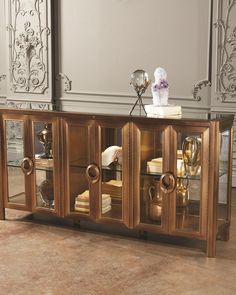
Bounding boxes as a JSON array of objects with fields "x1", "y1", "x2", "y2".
[{"x1": 148, "y1": 180, "x2": 162, "y2": 221}]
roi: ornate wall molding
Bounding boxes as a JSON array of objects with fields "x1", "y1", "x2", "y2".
[
  {"x1": 7, "y1": 0, "x2": 51, "y2": 94},
  {"x1": 58, "y1": 73, "x2": 196, "y2": 104},
  {"x1": 7, "y1": 100, "x2": 52, "y2": 110},
  {"x1": 193, "y1": 80, "x2": 212, "y2": 101},
  {"x1": 57, "y1": 73, "x2": 72, "y2": 92},
  {"x1": 0, "y1": 74, "x2": 6, "y2": 82},
  {"x1": 215, "y1": 0, "x2": 236, "y2": 102},
  {"x1": 192, "y1": 0, "x2": 213, "y2": 102}
]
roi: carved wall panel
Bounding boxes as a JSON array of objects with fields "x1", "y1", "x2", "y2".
[
  {"x1": 0, "y1": 0, "x2": 7, "y2": 103},
  {"x1": 6, "y1": 0, "x2": 53, "y2": 104},
  {"x1": 214, "y1": 0, "x2": 236, "y2": 103}
]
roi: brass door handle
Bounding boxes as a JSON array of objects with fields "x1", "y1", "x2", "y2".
[
  {"x1": 20, "y1": 157, "x2": 34, "y2": 176},
  {"x1": 160, "y1": 172, "x2": 176, "y2": 194},
  {"x1": 86, "y1": 164, "x2": 100, "y2": 184}
]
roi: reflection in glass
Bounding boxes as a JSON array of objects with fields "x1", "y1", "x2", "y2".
[
  {"x1": 6, "y1": 120, "x2": 26, "y2": 205},
  {"x1": 68, "y1": 124, "x2": 90, "y2": 214},
  {"x1": 140, "y1": 129, "x2": 163, "y2": 226},
  {"x1": 34, "y1": 122, "x2": 54, "y2": 209},
  {"x1": 101, "y1": 127, "x2": 122, "y2": 220},
  {"x1": 218, "y1": 130, "x2": 229, "y2": 221},
  {"x1": 175, "y1": 132, "x2": 202, "y2": 232},
  {"x1": 37, "y1": 123, "x2": 53, "y2": 159}
]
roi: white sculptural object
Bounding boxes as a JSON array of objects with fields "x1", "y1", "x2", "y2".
[{"x1": 151, "y1": 67, "x2": 169, "y2": 106}]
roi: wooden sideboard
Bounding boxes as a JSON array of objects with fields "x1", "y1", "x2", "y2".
[{"x1": 0, "y1": 108, "x2": 234, "y2": 257}]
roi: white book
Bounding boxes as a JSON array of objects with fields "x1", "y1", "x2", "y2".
[
  {"x1": 102, "y1": 205, "x2": 112, "y2": 214},
  {"x1": 145, "y1": 104, "x2": 182, "y2": 117}
]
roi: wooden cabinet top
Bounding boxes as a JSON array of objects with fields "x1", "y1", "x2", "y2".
[{"x1": 0, "y1": 107, "x2": 234, "y2": 127}]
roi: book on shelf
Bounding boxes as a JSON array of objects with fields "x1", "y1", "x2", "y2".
[
  {"x1": 147, "y1": 157, "x2": 163, "y2": 174},
  {"x1": 102, "y1": 180, "x2": 122, "y2": 198},
  {"x1": 145, "y1": 104, "x2": 182, "y2": 117},
  {"x1": 74, "y1": 190, "x2": 112, "y2": 213},
  {"x1": 35, "y1": 158, "x2": 54, "y2": 168}
]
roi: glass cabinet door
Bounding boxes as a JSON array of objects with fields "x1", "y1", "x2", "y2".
[
  {"x1": 63, "y1": 119, "x2": 94, "y2": 219},
  {"x1": 32, "y1": 119, "x2": 58, "y2": 212},
  {"x1": 133, "y1": 124, "x2": 169, "y2": 231},
  {"x1": 170, "y1": 127, "x2": 209, "y2": 237},
  {"x1": 4, "y1": 119, "x2": 28, "y2": 208},
  {"x1": 97, "y1": 122, "x2": 129, "y2": 226}
]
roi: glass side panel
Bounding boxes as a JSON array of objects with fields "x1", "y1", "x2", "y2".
[
  {"x1": 175, "y1": 132, "x2": 202, "y2": 232},
  {"x1": 140, "y1": 129, "x2": 163, "y2": 226},
  {"x1": 68, "y1": 124, "x2": 90, "y2": 215},
  {"x1": 218, "y1": 130, "x2": 229, "y2": 222},
  {"x1": 34, "y1": 122, "x2": 54, "y2": 209},
  {"x1": 6, "y1": 120, "x2": 26, "y2": 205},
  {"x1": 101, "y1": 127, "x2": 122, "y2": 220}
]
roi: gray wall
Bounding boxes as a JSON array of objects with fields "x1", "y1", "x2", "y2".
[
  {"x1": 58, "y1": 0, "x2": 211, "y2": 113},
  {"x1": 0, "y1": 0, "x2": 213, "y2": 112}
]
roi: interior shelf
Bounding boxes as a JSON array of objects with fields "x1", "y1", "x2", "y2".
[
  {"x1": 7, "y1": 162, "x2": 54, "y2": 172},
  {"x1": 140, "y1": 170, "x2": 227, "y2": 180},
  {"x1": 69, "y1": 163, "x2": 123, "y2": 173}
]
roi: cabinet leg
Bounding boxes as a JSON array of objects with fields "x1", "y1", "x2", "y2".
[
  {"x1": 73, "y1": 219, "x2": 81, "y2": 228},
  {"x1": 0, "y1": 209, "x2": 5, "y2": 220},
  {"x1": 216, "y1": 222, "x2": 230, "y2": 241},
  {"x1": 138, "y1": 230, "x2": 147, "y2": 240},
  {"x1": 206, "y1": 234, "x2": 216, "y2": 258}
]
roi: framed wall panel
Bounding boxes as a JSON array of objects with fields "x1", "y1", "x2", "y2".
[{"x1": 58, "y1": 0, "x2": 212, "y2": 112}]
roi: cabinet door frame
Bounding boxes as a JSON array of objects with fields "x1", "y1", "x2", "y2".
[
  {"x1": 132, "y1": 121, "x2": 171, "y2": 233},
  {"x1": 2, "y1": 113, "x2": 32, "y2": 212},
  {"x1": 62, "y1": 116, "x2": 95, "y2": 220},
  {"x1": 169, "y1": 125, "x2": 210, "y2": 239},
  {"x1": 29, "y1": 115, "x2": 61, "y2": 216},
  {"x1": 94, "y1": 118, "x2": 130, "y2": 227}
]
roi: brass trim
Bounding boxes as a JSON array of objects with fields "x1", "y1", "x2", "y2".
[
  {"x1": 20, "y1": 157, "x2": 34, "y2": 176},
  {"x1": 86, "y1": 164, "x2": 100, "y2": 184},
  {"x1": 160, "y1": 172, "x2": 176, "y2": 194}
]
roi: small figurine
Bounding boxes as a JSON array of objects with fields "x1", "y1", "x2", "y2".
[{"x1": 151, "y1": 67, "x2": 169, "y2": 106}]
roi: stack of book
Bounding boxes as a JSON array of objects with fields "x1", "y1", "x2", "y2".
[
  {"x1": 74, "y1": 190, "x2": 90, "y2": 213},
  {"x1": 146, "y1": 151, "x2": 185, "y2": 176},
  {"x1": 74, "y1": 190, "x2": 111, "y2": 214},
  {"x1": 147, "y1": 158, "x2": 162, "y2": 174},
  {"x1": 102, "y1": 180, "x2": 122, "y2": 204},
  {"x1": 101, "y1": 194, "x2": 112, "y2": 214},
  {"x1": 145, "y1": 104, "x2": 182, "y2": 118}
]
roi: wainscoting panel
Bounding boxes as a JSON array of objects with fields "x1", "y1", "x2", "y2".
[{"x1": 58, "y1": 0, "x2": 211, "y2": 113}]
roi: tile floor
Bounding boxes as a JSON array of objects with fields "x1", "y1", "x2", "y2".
[{"x1": 0, "y1": 191, "x2": 236, "y2": 295}]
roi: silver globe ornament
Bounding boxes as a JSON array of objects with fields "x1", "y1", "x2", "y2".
[{"x1": 129, "y1": 69, "x2": 150, "y2": 116}]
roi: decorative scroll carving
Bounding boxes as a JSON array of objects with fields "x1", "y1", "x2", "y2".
[
  {"x1": 0, "y1": 74, "x2": 6, "y2": 82},
  {"x1": 215, "y1": 0, "x2": 236, "y2": 102},
  {"x1": 191, "y1": 0, "x2": 213, "y2": 102},
  {"x1": 57, "y1": 73, "x2": 72, "y2": 92},
  {"x1": 7, "y1": 101, "x2": 51, "y2": 110},
  {"x1": 193, "y1": 80, "x2": 212, "y2": 101},
  {"x1": 8, "y1": 0, "x2": 50, "y2": 94}
]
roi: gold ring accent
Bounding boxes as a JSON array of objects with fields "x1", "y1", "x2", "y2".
[
  {"x1": 20, "y1": 157, "x2": 34, "y2": 176},
  {"x1": 85, "y1": 164, "x2": 100, "y2": 184},
  {"x1": 160, "y1": 172, "x2": 176, "y2": 193}
]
